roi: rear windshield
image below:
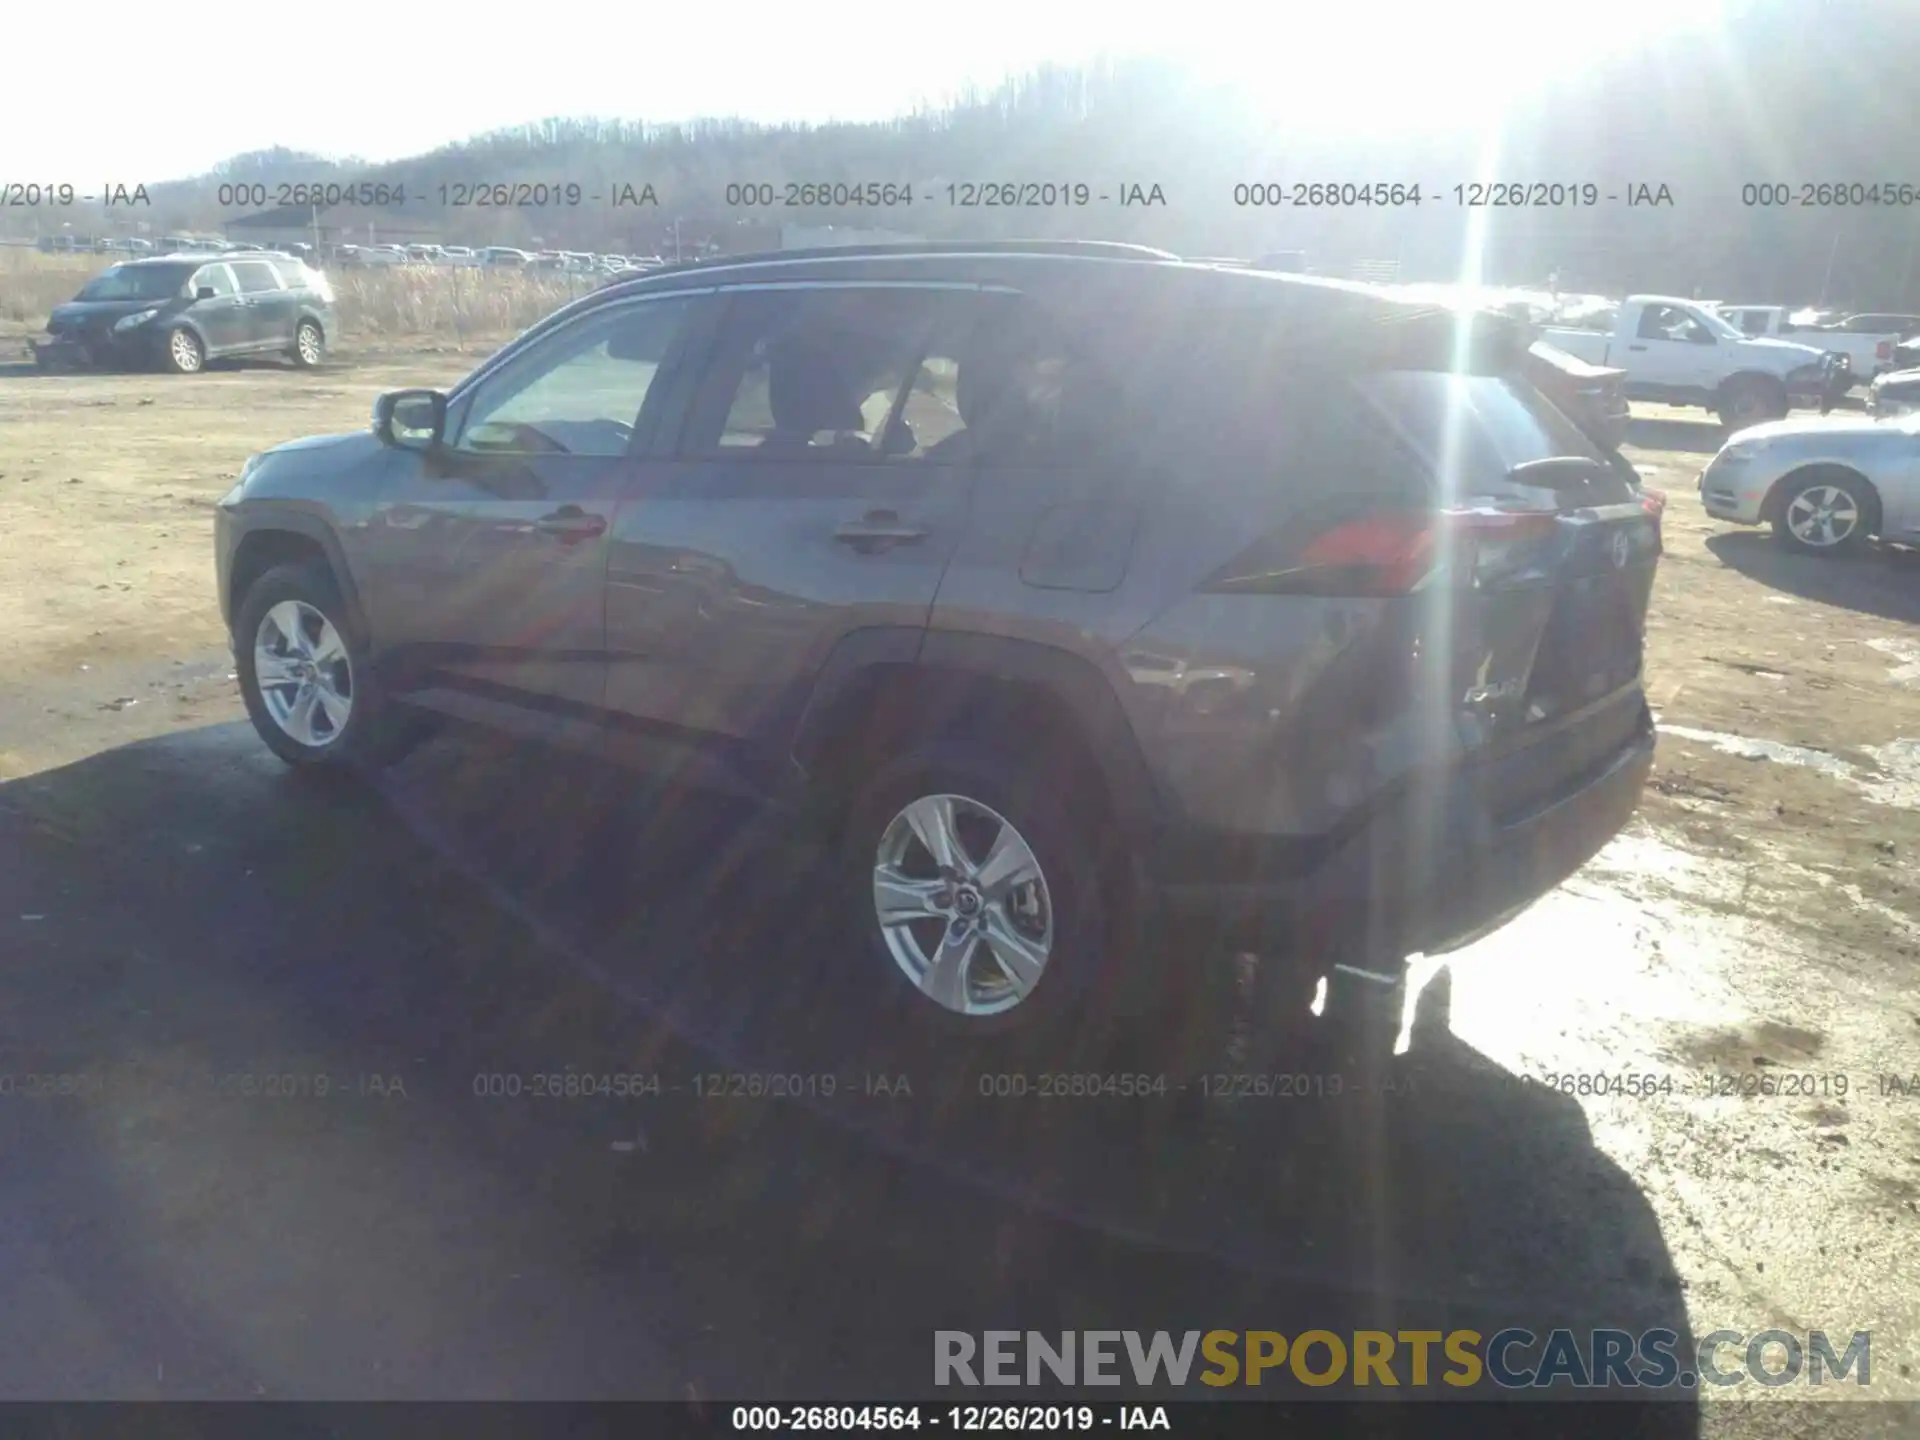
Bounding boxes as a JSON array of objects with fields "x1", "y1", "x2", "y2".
[
  {"x1": 75, "y1": 264, "x2": 192, "y2": 302},
  {"x1": 268, "y1": 257, "x2": 314, "y2": 287},
  {"x1": 1355, "y1": 371, "x2": 1628, "y2": 505}
]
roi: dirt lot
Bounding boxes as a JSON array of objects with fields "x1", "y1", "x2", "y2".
[{"x1": 0, "y1": 342, "x2": 1917, "y2": 1418}]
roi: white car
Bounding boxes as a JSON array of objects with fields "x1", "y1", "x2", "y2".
[
  {"x1": 1710, "y1": 304, "x2": 1903, "y2": 388},
  {"x1": 1698, "y1": 410, "x2": 1920, "y2": 553},
  {"x1": 1868, "y1": 367, "x2": 1920, "y2": 419}
]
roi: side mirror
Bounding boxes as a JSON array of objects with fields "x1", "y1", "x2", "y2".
[
  {"x1": 195, "y1": 286, "x2": 217, "y2": 301},
  {"x1": 373, "y1": 389, "x2": 448, "y2": 450}
]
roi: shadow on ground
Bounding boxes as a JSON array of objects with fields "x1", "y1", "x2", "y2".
[
  {"x1": 0, "y1": 723, "x2": 1695, "y2": 1424},
  {"x1": 1626, "y1": 416, "x2": 1727, "y2": 455},
  {"x1": 1704, "y1": 531, "x2": 1920, "y2": 625}
]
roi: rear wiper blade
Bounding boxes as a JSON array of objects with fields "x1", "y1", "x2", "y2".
[{"x1": 1507, "y1": 456, "x2": 1614, "y2": 487}]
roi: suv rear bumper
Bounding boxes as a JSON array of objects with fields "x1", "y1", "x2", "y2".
[{"x1": 1149, "y1": 703, "x2": 1655, "y2": 959}]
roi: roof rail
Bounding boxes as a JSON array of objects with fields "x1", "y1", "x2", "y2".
[
  {"x1": 747, "y1": 239, "x2": 1172, "y2": 262},
  {"x1": 634, "y1": 239, "x2": 1180, "y2": 278}
]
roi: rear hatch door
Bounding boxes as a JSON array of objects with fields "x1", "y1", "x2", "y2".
[{"x1": 1353, "y1": 369, "x2": 1659, "y2": 811}]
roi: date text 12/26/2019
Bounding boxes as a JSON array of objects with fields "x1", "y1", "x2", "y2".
[
  {"x1": 1231, "y1": 181, "x2": 1675, "y2": 207},
  {"x1": 728, "y1": 1405, "x2": 1170, "y2": 1431}
]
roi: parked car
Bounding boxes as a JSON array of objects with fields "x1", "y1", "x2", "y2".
[
  {"x1": 479, "y1": 247, "x2": 533, "y2": 268},
  {"x1": 1709, "y1": 304, "x2": 1902, "y2": 389},
  {"x1": 1544, "y1": 295, "x2": 1842, "y2": 427},
  {"x1": 212, "y1": 242, "x2": 1659, "y2": 1055},
  {"x1": 1391, "y1": 285, "x2": 1635, "y2": 460},
  {"x1": 1698, "y1": 409, "x2": 1920, "y2": 553},
  {"x1": 1829, "y1": 312, "x2": 1920, "y2": 340},
  {"x1": 31, "y1": 253, "x2": 334, "y2": 374},
  {"x1": 1868, "y1": 364, "x2": 1920, "y2": 419},
  {"x1": 1524, "y1": 340, "x2": 1633, "y2": 455}
]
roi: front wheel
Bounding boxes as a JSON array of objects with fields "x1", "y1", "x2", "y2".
[
  {"x1": 234, "y1": 560, "x2": 427, "y2": 773},
  {"x1": 291, "y1": 319, "x2": 325, "y2": 368},
  {"x1": 1772, "y1": 471, "x2": 1875, "y2": 556},
  {"x1": 161, "y1": 326, "x2": 204, "y2": 374}
]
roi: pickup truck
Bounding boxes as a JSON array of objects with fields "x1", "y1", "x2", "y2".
[
  {"x1": 1542, "y1": 295, "x2": 1844, "y2": 428},
  {"x1": 1709, "y1": 304, "x2": 1905, "y2": 388}
]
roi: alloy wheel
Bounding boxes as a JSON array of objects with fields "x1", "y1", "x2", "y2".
[
  {"x1": 296, "y1": 324, "x2": 322, "y2": 365},
  {"x1": 1785, "y1": 484, "x2": 1860, "y2": 548},
  {"x1": 169, "y1": 329, "x2": 201, "y2": 372},
  {"x1": 253, "y1": 600, "x2": 353, "y2": 747},
  {"x1": 872, "y1": 793, "x2": 1054, "y2": 1017}
]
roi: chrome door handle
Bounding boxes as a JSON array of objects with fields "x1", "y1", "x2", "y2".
[
  {"x1": 534, "y1": 507, "x2": 607, "y2": 543},
  {"x1": 834, "y1": 510, "x2": 926, "y2": 552}
]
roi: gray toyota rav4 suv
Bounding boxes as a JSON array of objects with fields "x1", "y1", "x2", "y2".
[{"x1": 215, "y1": 241, "x2": 1659, "y2": 1052}]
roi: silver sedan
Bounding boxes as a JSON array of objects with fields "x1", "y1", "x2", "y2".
[{"x1": 1697, "y1": 411, "x2": 1920, "y2": 554}]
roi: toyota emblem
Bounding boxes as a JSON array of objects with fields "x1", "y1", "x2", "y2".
[{"x1": 1610, "y1": 530, "x2": 1631, "y2": 569}]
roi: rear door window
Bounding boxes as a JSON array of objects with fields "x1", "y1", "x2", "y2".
[
  {"x1": 680, "y1": 287, "x2": 950, "y2": 462},
  {"x1": 231, "y1": 261, "x2": 283, "y2": 294},
  {"x1": 1356, "y1": 370, "x2": 1629, "y2": 505},
  {"x1": 940, "y1": 290, "x2": 1156, "y2": 470}
]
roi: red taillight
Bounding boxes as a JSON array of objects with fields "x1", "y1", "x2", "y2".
[
  {"x1": 1210, "y1": 508, "x2": 1557, "y2": 597},
  {"x1": 1878, "y1": 342, "x2": 1893, "y2": 360},
  {"x1": 1640, "y1": 487, "x2": 1667, "y2": 518},
  {"x1": 1294, "y1": 512, "x2": 1437, "y2": 593}
]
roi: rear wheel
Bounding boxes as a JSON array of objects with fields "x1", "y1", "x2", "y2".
[
  {"x1": 1772, "y1": 471, "x2": 1875, "y2": 556},
  {"x1": 162, "y1": 326, "x2": 204, "y2": 374},
  {"x1": 1716, "y1": 376, "x2": 1787, "y2": 429},
  {"x1": 842, "y1": 739, "x2": 1123, "y2": 1055}
]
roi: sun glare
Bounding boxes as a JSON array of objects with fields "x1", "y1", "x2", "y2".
[{"x1": 1186, "y1": 0, "x2": 1731, "y2": 137}]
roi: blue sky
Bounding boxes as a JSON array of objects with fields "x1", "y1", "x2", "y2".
[{"x1": 6, "y1": 0, "x2": 1728, "y2": 182}]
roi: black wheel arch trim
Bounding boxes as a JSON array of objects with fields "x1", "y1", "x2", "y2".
[
  {"x1": 226, "y1": 510, "x2": 371, "y2": 646},
  {"x1": 787, "y1": 627, "x2": 1168, "y2": 838},
  {"x1": 1717, "y1": 370, "x2": 1790, "y2": 397}
]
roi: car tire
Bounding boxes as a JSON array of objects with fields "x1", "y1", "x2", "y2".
[
  {"x1": 235, "y1": 560, "x2": 427, "y2": 774},
  {"x1": 840, "y1": 738, "x2": 1122, "y2": 1053},
  {"x1": 160, "y1": 326, "x2": 205, "y2": 375},
  {"x1": 291, "y1": 320, "x2": 325, "y2": 369},
  {"x1": 1771, "y1": 470, "x2": 1876, "y2": 557},
  {"x1": 1716, "y1": 376, "x2": 1787, "y2": 429}
]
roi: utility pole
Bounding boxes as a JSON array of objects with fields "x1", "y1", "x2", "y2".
[{"x1": 1900, "y1": 218, "x2": 1918, "y2": 309}]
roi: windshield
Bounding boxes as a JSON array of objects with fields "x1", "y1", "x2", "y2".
[
  {"x1": 1689, "y1": 306, "x2": 1746, "y2": 341},
  {"x1": 74, "y1": 264, "x2": 192, "y2": 303}
]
